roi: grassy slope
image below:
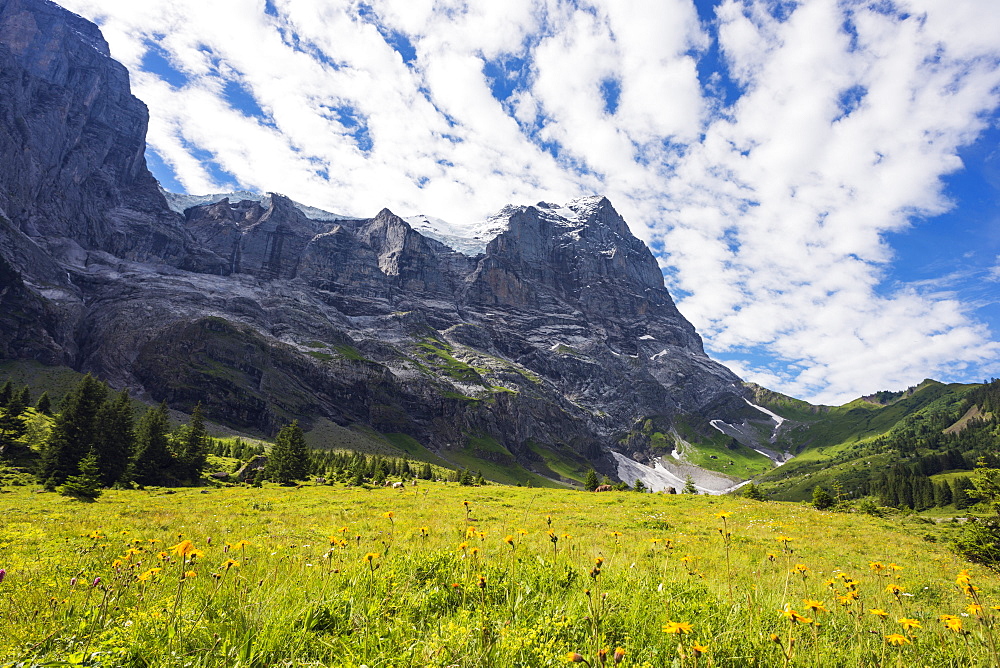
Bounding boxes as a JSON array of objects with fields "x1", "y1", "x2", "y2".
[
  {"x1": 1, "y1": 484, "x2": 998, "y2": 667},
  {"x1": 755, "y1": 381, "x2": 980, "y2": 501}
]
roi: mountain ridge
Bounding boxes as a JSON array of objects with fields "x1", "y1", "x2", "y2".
[{"x1": 0, "y1": 0, "x2": 802, "y2": 488}]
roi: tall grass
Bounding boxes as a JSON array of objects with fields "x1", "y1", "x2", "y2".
[{"x1": 1, "y1": 483, "x2": 997, "y2": 667}]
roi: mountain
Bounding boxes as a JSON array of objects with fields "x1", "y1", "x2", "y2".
[
  {"x1": 746, "y1": 379, "x2": 998, "y2": 504},
  {"x1": 0, "y1": 0, "x2": 786, "y2": 488}
]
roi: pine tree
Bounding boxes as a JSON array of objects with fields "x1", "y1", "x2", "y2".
[
  {"x1": 127, "y1": 402, "x2": 174, "y2": 485},
  {"x1": 0, "y1": 408, "x2": 27, "y2": 457},
  {"x1": 584, "y1": 469, "x2": 599, "y2": 491},
  {"x1": 812, "y1": 485, "x2": 834, "y2": 510},
  {"x1": 633, "y1": 478, "x2": 647, "y2": 493},
  {"x1": 934, "y1": 481, "x2": 953, "y2": 507},
  {"x1": 94, "y1": 390, "x2": 135, "y2": 487},
  {"x1": 744, "y1": 483, "x2": 764, "y2": 501},
  {"x1": 35, "y1": 391, "x2": 52, "y2": 415},
  {"x1": 38, "y1": 375, "x2": 108, "y2": 489},
  {"x1": 264, "y1": 421, "x2": 309, "y2": 484},
  {"x1": 0, "y1": 380, "x2": 12, "y2": 407},
  {"x1": 58, "y1": 450, "x2": 103, "y2": 501},
  {"x1": 5, "y1": 386, "x2": 28, "y2": 416},
  {"x1": 420, "y1": 463, "x2": 433, "y2": 480},
  {"x1": 683, "y1": 475, "x2": 697, "y2": 494},
  {"x1": 953, "y1": 478, "x2": 973, "y2": 510},
  {"x1": 175, "y1": 403, "x2": 208, "y2": 482}
]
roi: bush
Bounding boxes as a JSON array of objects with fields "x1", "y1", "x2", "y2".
[
  {"x1": 812, "y1": 485, "x2": 834, "y2": 510},
  {"x1": 951, "y1": 516, "x2": 1000, "y2": 567}
]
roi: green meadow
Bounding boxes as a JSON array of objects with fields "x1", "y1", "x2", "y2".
[{"x1": 1, "y1": 483, "x2": 998, "y2": 667}]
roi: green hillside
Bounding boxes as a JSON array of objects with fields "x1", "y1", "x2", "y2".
[{"x1": 753, "y1": 379, "x2": 1000, "y2": 505}]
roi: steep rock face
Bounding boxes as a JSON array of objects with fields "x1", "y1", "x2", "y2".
[
  {"x1": 0, "y1": 0, "x2": 220, "y2": 269},
  {"x1": 0, "y1": 0, "x2": 762, "y2": 486}
]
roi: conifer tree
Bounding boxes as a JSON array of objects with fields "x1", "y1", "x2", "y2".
[
  {"x1": 0, "y1": 407, "x2": 27, "y2": 457},
  {"x1": 38, "y1": 375, "x2": 108, "y2": 489},
  {"x1": 5, "y1": 386, "x2": 28, "y2": 416},
  {"x1": 94, "y1": 390, "x2": 135, "y2": 487},
  {"x1": 584, "y1": 468, "x2": 599, "y2": 491},
  {"x1": 934, "y1": 481, "x2": 953, "y2": 506},
  {"x1": 953, "y1": 477, "x2": 973, "y2": 510},
  {"x1": 420, "y1": 462, "x2": 433, "y2": 480},
  {"x1": 0, "y1": 380, "x2": 12, "y2": 407},
  {"x1": 35, "y1": 391, "x2": 51, "y2": 415},
  {"x1": 744, "y1": 483, "x2": 764, "y2": 501},
  {"x1": 812, "y1": 485, "x2": 834, "y2": 510},
  {"x1": 58, "y1": 450, "x2": 103, "y2": 501},
  {"x1": 683, "y1": 475, "x2": 697, "y2": 494},
  {"x1": 175, "y1": 403, "x2": 208, "y2": 481},
  {"x1": 127, "y1": 402, "x2": 174, "y2": 485},
  {"x1": 264, "y1": 421, "x2": 309, "y2": 484}
]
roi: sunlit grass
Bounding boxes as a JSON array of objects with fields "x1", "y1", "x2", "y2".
[{"x1": 1, "y1": 483, "x2": 998, "y2": 667}]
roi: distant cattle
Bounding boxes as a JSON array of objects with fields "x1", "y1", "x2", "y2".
[
  {"x1": 665, "y1": 487, "x2": 677, "y2": 495},
  {"x1": 392, "y1": 481, "x2": 405, "y2": 489},
  {"x1": 593, "y1": 484, "x2": 614, "y2": 492}
]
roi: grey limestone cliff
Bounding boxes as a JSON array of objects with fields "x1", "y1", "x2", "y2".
[{"x1": 0, "y1": 0, "x2": 773, "y2": 485}]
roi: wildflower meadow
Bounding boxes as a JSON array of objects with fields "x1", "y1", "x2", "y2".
[{"x1": 1, "y1": 483, "x2": 998, "y2": 667}]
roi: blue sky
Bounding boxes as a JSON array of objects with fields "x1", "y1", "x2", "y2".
[{"x1": 62, "y1": 0, "x2": 1000, "y2": 404}]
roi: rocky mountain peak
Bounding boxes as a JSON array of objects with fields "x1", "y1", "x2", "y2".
[{"x1": 0, "y1": 0, "x2": 763, "y2": 490}]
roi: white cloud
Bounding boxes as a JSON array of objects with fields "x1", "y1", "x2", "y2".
[{"x1": 58, "y1": 0, "x2": 1000, "y2": 403}]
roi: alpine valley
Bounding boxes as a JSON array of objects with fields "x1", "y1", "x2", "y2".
[{"x1": 0, "y1": 0, "x2": 996, "y2": 500}]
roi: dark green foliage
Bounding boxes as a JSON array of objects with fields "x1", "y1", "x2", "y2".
[
  {"x1": 94, "y1": 390, "x2": 135, "y2": 487},
  {"x1": 952, "y1": 517, "x2": 1000, "y2": 567},
  {"x1": 34, "y1": 391, "x2": 51, "y2": 415},
  {"x1": 683, "y1": 475, "x2": 697, "y2": 494},
  {"x1": 633, "y1": 478, "x2": 647, "y2": 493},
  {"x1": 128, "y1": 402, "x2": 174, "y2": 485},
  {"x1": 934, "y1": 481, "x2": 953, "y2": 507},
  {"x1": 812, "y1": 485, "x2": 834, "y2": 510},
  {"x1": 58, "y1": 450, "x2": 102, "y2": 501},
  {"x1": 264, "y1": 421, "x2": 309, "y2": 484},
  {"x1": 743, "y1": 483, "x2": 764, "y2": 501},
  {"x1": 174, "y1": 403, "x2": 208, "y2": 481},
  {"x1": 6, "y1": 386, "x2": 28, "y2": 416},
  {"x1": 584, "y1": 469, "x2": 599, "y2": 491},
  {"x1": 857, "y1": 498, "x2": 882, "y2": 516},
  {"x1": 0, "y1": 381, "x2": 11, "y2": 407},
  {"x1": 950, "y1": 460, "x2": 1000, "y2": 566},
  {"x1": 38, "y1": 375, "x2": 108, "y2": 489},
  {"x1": 0, "y1": 407, "x2": 27, "y2": 457},
  {"x1": 952, "y1": 477, "x2": 974, "y2": 510}
]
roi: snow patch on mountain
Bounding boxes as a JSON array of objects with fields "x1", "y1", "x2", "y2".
[
  {"x1": 161, "y1": 188, "x2": 346, "y2": 222},
  {"x1": 404, "y1": 195, "x2": 610, "y2": 256},
  {"x1": 611, "y1": 451, "x2": 746, "y2": 494},
  {"x1": 403, "y1": 213, "x2": 506, "y2": 256}
]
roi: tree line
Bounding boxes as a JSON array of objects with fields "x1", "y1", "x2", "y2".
[{"x1": 0, "y1": 374, "x2": 458, "y2": 496}]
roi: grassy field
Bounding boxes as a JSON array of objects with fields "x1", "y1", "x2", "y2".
[{"x1": 2, "y1": 483, "x2": 998, "y2": 667}]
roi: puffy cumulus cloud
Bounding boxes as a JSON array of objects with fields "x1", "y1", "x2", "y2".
[
  {"x1": 656, "y1": 0, "x2": 1000, "y2": 402},
  {"x1": 58, "y1": 0, "x2": 1000, "y2": 403}
]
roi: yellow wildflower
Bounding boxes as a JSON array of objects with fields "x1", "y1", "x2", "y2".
[
  {"x1": 802, "y1": 599, "x2": 827, "y2": 613},
  {"x1": 885, "y1": 633, "x2": 909, "y2": 646},
  {"x1": 870, "y1": 609, "x2": 889, "y2": 618},
  {"x1": 662, "y1": 621, "x2": 693, "y2": 634},
  {"x1": 897, "y1": 618, "x2": 921, "y2": 631}
]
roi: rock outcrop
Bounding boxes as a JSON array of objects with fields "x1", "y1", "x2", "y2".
[{"x1": 0, "y1": 0, "x2": 772, "y2": 485}]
